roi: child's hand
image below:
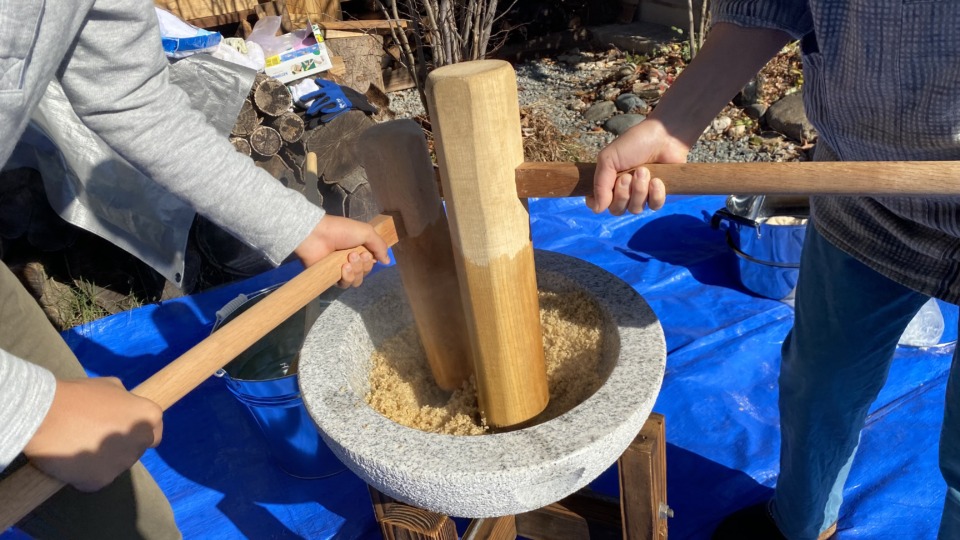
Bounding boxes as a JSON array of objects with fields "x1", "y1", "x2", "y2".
[
  {"x1": 293, "y1": 214, "x2": 390, "y2": 275},
  {"x1": 24, "y1": 377, "x2": 163, "y2": 492},
  {"x1": 337, "y1": 251, "x2": 375, "y2": 288}
]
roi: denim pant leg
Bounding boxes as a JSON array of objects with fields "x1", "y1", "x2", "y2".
[
  {"x1": 771, "y1": 225, "x2": 928, "y2": 539},
  {"x1": 939, "y1": 342, "x2": 960, "y2": 539}
]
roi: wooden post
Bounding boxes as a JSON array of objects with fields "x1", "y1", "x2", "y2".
[
  {"x1": 426, "y1": 60, "x2": 548, "y2": 428},
  {"x1": 370, "y1": 487, "x2": 458, "y2": 540},
  {"x1": 360, "y1": 120, "x2": 474, "y2": 390},
  {"x1": 462, "y1": 516, "x2": 517, "y2": 540},
  {"x1": 620, "y1": 413, "x2": 669, "y2": 540}
]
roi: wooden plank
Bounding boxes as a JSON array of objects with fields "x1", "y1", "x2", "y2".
[
  {"x1": 286, "y1": 0, "x2": 342, "y2": 25},
  {"x1": 516, "y1": 501, "x2": 590, "y2": 540},
  {"x1": 324, "y1": 29, "x2": 368, "y2": 38},
  {"x1": 559, "y1": 491, "x2": 624, "y2": 536},
  {"x1": 380, "y1": 503, "x2": 458, "y2": 540},
  {"x1": 156, "y1": 0, "x2": 259, "y2": 23},
  {"x1": 513, "y1": 161, "x2": 960, "y2": 199},
  {"x1": 319, "y1": 19, "x2": 409, "y2": 32},
  {"x1": 369, "y1": 487, "x2": 398, "y2": 540},
  {"x1": 427, "y1": 60, "x2": 549, "y2": 429},
  {"x1": 462, "y1": 515, "x2": 517, "y2": 540},
  {"x1": 184, "y1": 8, "x2": 256, "y2": 28},
  {"x1": 619, "y1": 413, "x2": 668, "y2": 540},
  {"x1": 329, "y1": 56, "x2": 347, "y2": 76},
  {"x1": 383, "y1": 66, "x2": 418, "y2": 93}
]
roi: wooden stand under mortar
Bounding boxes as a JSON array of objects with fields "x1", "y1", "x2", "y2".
[{"x1": 369, "y1": 413, "x2": 668, "y2": 540}]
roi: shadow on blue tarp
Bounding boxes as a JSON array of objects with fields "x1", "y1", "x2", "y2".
[{"x1": 6, "y1": 195, "x2": 956, "y2": 539}]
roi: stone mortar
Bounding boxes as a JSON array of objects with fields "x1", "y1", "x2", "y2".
[{"x1": 299, "y1": 250, "x2": 666, "y2": 518}]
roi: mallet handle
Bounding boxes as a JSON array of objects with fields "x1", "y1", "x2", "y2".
[
  {"x1": 0, "y1": 214, "x2": 400, "y2": 529},
  {"x1": 515, "y1": 161, "x2": 960, "y2": 198}
]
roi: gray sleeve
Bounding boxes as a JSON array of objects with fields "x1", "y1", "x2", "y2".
[
  {"x1": 56, "y1": 0, "x2": 324, "y2": 265},
  {"x1": 0, "y1": 352, "x2": 56, "y2": 470},
  {"x1": 711, "y1": 0, "x2": 814, "y2": 40}
]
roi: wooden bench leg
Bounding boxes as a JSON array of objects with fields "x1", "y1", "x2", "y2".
[
  {"x1": 370, "y1": 487, "x2": 458, "y2": 540},
  {"x1": 370, "y1": 413, "x2": 669, "y2": 540},
  {"x1": 619, "y1": 412, "x2": 669, "y2": 540},
  {"x1": 516, "y1": 498, "x2": 592, "y2": 539},
  {"x1": 463, "y1": 515, "x2": 517, "y2": 540}
]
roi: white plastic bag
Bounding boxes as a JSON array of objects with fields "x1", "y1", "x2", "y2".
[
  {"x1": 899, "y1": 298, "x2": 946, "y2": 348},
  {"x1": 212, "y1": 39, "x2": 266, "y2": 72},
  {"x1": 247, "y1": 16, "x2": 303, "y2": 57}
]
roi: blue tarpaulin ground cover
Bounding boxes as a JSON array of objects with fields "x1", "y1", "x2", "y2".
[{"x1": 6, "y1": 195, "x2": 956, "y2": 539}]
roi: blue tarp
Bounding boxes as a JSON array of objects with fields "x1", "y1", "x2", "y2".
[{"x1": 6, "y1": 195, "x2": 957, "y2": 539}]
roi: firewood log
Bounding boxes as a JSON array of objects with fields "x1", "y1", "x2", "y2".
[
  {"x1": 231, "y1": 99, "x2": 258, "y2": 137},
  {"x1": 229, "y1": 137, "x2": 252, "y2": 156},
  {"x1": 268, "y1": 112, "x2": 305, "y2": 143},
  {"x1": 250, "y1": 125, "x2": 283, "y2": 157},
  {"x1": 251, "y1": 72, "x2": 271, "y2": 93},
  {"x1": 254, "y1": 77, "x2": 293, "y2": 116}
]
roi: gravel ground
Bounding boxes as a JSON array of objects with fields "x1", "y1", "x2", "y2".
[{"x1": 385, "y1": 53, "x2": 803, "y2": 164}]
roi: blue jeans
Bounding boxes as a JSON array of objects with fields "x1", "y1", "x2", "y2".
[{"x1": 770, "y1": 224, "x2": 960, "y2": 539}]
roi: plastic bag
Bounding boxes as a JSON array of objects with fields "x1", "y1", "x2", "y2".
[
  {"x1": 212, "y1": 39, "x2": 266, "y2": 72},
  {"x1": 898, "y1": 298, "x2": 946, "y2": 348},
  {"x1": 156, "y1": 8, "x2": 222, "y2": 59},
  {"x1": 247, "y1": 16, "x2": 305, "y2": 57}
]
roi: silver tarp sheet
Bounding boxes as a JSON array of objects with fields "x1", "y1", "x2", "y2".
[{"x1": 5, "y1": 54, "x2": 255, "y2": 287}]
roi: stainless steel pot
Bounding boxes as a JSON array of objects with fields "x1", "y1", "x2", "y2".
[{"x1": 711, "y1": 195, "x2": 809, "y2": 300}]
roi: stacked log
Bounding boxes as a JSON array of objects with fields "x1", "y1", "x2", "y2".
[
  {"x1": 228, "y1": 74, "x2": 382, "y2": 224},
  {"x1": 230, "y1": 74, "x2": 314, "y2": 203}
]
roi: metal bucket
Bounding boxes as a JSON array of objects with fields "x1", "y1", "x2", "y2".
[
  {"x1": 711, "y1": 195, "x2": 809, "y2": 300},
  {"x1": 213, "y1": 287, "x2": 346, "y2": 479}
]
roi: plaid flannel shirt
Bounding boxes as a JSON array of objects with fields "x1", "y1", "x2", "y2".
[{"x1": 714, "y1": 0, "x2": 960, "y2": 303}]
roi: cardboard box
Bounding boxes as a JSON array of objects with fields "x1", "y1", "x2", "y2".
[{"x1": 264, "y1": 21, "x2": 334, "y2": 84}]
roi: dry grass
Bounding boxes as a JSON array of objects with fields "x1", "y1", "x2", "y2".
[
  {"x1": 414, "y1": 107, "x2": 592, "y2": 166},
  {"x1": 520, "y1": 107, "x2": 593, "y2": 163}
]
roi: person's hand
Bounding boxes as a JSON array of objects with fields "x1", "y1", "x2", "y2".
[
  {"x1": 587, "y1": 118, "x2": 689, "y2": 216},
  {"x1": 337, "y1": 251, "x2": 375, "y2": 288},
  {"x1": 293, "y1": 215, "x2": 391, "y2": 286},
  {"x1": 23, "y1": 377, "x2": 163, "y2": 492}
]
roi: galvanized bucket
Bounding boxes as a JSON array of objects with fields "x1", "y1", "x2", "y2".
[
  {"x1": 214, "y1": 287, "x2": 346, "y2": 479},
  {"x1": 712, "y1": 195, "x2": 809, "y2": 300}
]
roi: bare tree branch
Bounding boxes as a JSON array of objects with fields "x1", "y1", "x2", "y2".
[
  {"x1": 479, "y1": 0, "x2": 498, "y2": 57},
  {"x1": 699, "y1": 0, "x2": 710, "y2": 50},
  {"x1": 377, "y1": 0, "x2": 514, "y2": 109}
]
